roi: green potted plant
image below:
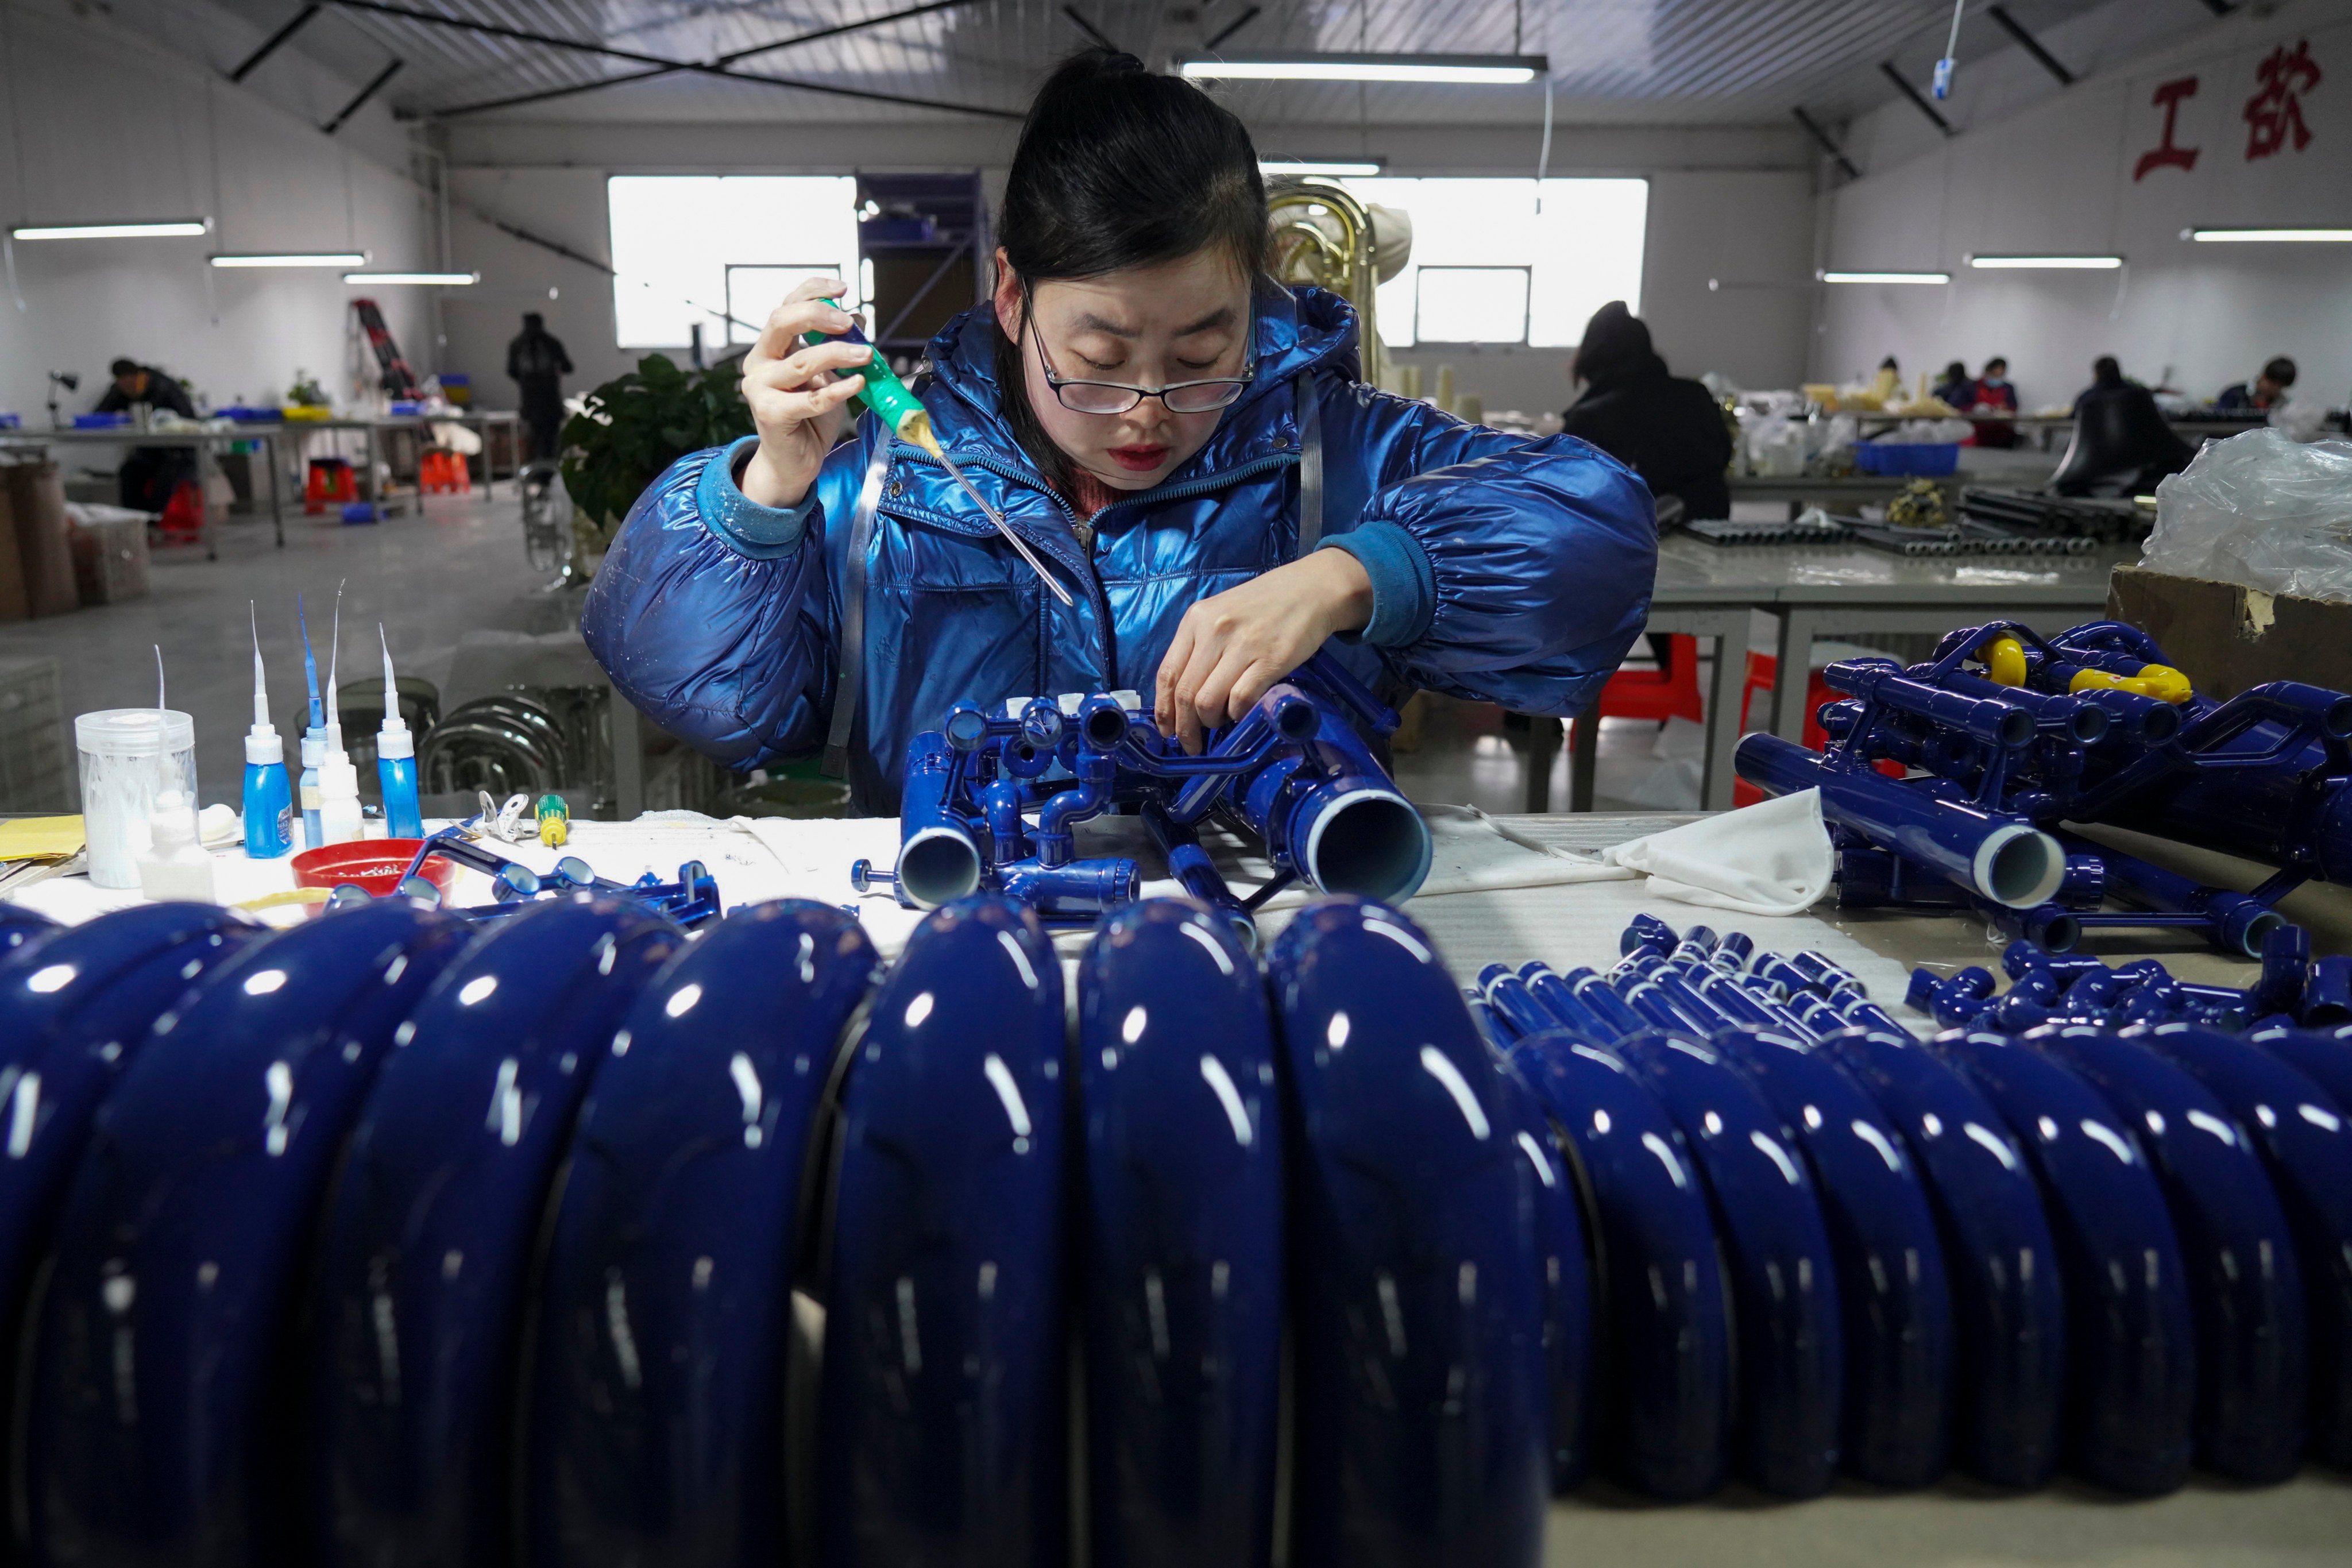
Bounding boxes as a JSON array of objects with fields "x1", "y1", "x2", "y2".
[{"x1": 559, "y1": 353, "x2": 752, "y2": 579}]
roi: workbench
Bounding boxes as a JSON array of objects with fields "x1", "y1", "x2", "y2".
[
  {"x1": 7, "y1": 806, "x2": 2349, "y2": 1558},
  {"x1": 0, "y1": 423, "x2": 291, "y2": 561},
  {"x1": 1537, "y1": 542, "x2": 2135, "y2": 817},
  {"x1": 287, "y1": 410, "x2": 526, "y2": 512}
]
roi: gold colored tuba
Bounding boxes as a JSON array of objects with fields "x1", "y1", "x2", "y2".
[{"x1": 1265, "y1": 176, "x2": 1409, "y2": 388}]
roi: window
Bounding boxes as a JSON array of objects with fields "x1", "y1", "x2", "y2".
[
  {"x1": 1415, "y1": 267, "x2": 1531, "y2": 345},
  {"x1": 608, "y1": 176, "x2": 863, "y2": 349},
  {"x1": 1338, "y1": 177, "x2": 1647, "y2": 348}
]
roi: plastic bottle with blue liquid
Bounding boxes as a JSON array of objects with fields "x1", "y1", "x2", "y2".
[
  {"x1": 241, "y1": 604, "x2": 292, "y2": 858},
  {"x1": 376, "y1": 624, "x2": 422, "y2": 838}
]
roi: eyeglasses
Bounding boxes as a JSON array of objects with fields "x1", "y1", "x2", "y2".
[{"x1": 1025, "y1": 310, "x2": 1253, "y2": 416}]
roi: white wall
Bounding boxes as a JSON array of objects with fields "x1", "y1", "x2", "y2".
[
  {"x1": 436, "y1": 119, "x2": 1820, "y2": 407},
  {"x1": 0, "y1": 0, "x2": 436, "y2": 422},
  {"x1": 1815, "y1": 0, "x2": 2352, "y2": 413}
]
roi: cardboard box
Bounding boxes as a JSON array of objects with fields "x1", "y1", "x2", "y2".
[
  {"x1": 2107, "y1": 563, "x2": 2352, "y2": 699},
  {"x1": 2, "y1": 461, "x2": 80, "y2": 618},
  {"x1": 69, "y1": 515, "x2": 150, "y2": 605}
]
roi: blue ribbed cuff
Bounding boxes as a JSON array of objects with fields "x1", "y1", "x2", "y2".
[
  {"x1": 1320, "y1": 522, "x2": 1435, "y2": 648},
  {"x1": 697, "y1": 436, "x2": 818, "y2": 560}
]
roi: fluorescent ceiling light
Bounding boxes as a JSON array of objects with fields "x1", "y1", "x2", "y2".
[
  {"x1": 1182, "y1": 53, "x2": 1546, "y2": 85},
  {"x1": 1820, "y1": 269, "x2": 1950, "y2": 284},
  {"x1": 2183, "y1": 226, "x2": 2352, "y2": 242},
  {"x1": 11, "y1": 219, "x2": 210, "y2": 240},
  {"x1": 343, "y1": 271, "x2": 479, "y2": 285},
  {"x1": 1260, "y1": 159, "x2": 1385, "y2": 177},
  {"x1": 1966, "y1": 253, "x2": 2123, "y2": 269},
  {"x1": 210, "y1": 252, "x2": 368, "y2": 268}
]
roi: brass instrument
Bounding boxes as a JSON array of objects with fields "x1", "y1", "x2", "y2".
[{"x1": 1265, "y1": 176, "x2": 1409, "y2": 388}]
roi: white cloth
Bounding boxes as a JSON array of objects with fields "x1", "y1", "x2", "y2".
[{"x1": 1601, "y1": 788, "x2": 1833, "y2": 917}]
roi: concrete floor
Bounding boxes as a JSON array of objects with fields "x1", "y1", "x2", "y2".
[{"x1": 0, "y1": 488, "x2": 1691, "y2": 820}]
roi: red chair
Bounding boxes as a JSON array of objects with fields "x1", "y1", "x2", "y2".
[
  {"x1": 1733, "y1": 651, "x2": 1903, "y2": 806},
  {"x1": 304, "y1": 458, "x2": 357, "y2": 515},
  {"x1": 1589, "y1": 633, "x2": 1705, "y2": 726}
]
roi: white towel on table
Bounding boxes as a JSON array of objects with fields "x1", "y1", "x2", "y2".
[{"x1": 1601, "y1": 789, "x2": 1833, "y2": 917}]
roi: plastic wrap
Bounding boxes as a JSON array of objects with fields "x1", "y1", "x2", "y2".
[{"x1": 2142, "y1": 429, "x2": 2352, "y2": 603}]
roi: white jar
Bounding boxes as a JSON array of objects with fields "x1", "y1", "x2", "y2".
[{"x1": 76, "y1": 708, "x2": 198, "y2": 888}]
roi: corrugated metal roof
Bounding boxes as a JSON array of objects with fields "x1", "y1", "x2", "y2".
[{"x1": 202, "y1": 0, "x2": 2128, "y2": 128}]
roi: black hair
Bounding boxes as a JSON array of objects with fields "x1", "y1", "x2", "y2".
[
  {"x1": 110, "y1": 358, "x2": 140, "y2": 377},
  {"x1": 991, "y1": 48, "x2": 1269, "y2": 485},
  {"x1": 2262, "y1": 355, "x2": 2297, "y2": 386},
  {"x1": 1983, "y1": 356, "x2": 2008, "y2": 374},
  {"x1": 1573, "y1": 300, "x2": 1666, "y2": 386},
  {"x1": 2092, "y1": 355, "x2": 2123, "y2": 385},
  {"x1": 1879, "y1": 355, "x2": 1900, "y2": 373},
  {"x1": 1940, "y1": 361, "x2": 1968, "y2": 384}
]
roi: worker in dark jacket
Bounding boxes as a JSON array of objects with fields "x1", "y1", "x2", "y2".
[
  {"x1": 580, "y1": 49, "x2": 1656, "y2": 812},
  {"x1": 95, "y1": 358, "x2": 199, "y2": 512},
  {"x1": 2215, "y1": 355, "x2": 2295, "y2": 413},
  {"x1": 1558, "y1": 301, "x2": 1731, "y2": 524},
  {"x1": 507, "y1": 314, "x2": 574, "y2": 462}
]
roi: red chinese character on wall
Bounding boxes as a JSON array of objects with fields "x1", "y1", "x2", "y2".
[
  {"x1": 2244, "y1": 40, "x2": 2322, "y2": 160},
  {"x1": 2135, "y1": 76, "x2": 2200, "y2": 180}
]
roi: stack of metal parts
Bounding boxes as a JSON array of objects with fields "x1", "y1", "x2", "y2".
[
  {"x1": 0, "y1": 892, "x2": 1576, "y2": 1565},
  {"x1": 1474, "y1": 913, "x2": 2352, "y2": 1500},
  {"x1": 1961, "y1": 486, "x2": 2153, "y2": 543},
  {"x1": 1737, "y1": 618, "x2": 2352, "y2": 956},
  {"x1": 417, "y1": 687, "x2": 615, "y2": 817},
  {"x1": 1687, "y1": 513, "x2": 1854, "y2": 547},
  {"x1": 1836, "y1": 512, "x2": 2103, "y2": 558}
]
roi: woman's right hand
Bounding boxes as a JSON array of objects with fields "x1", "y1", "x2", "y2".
[{"x1": 737, "y1": 277, "x2": 875, "y2": 509}]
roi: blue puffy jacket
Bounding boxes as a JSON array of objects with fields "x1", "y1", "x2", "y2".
[{"x1": 581, "y1": 285, "x2": 1657, "y2": 813}]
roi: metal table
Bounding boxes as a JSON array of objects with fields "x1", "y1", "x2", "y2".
[
  {"x1": 0, "y1": 424, "x2": 290, "y2": 560},
  {"x1": 287, "y1": 411, "x2": 526, "y2": 509}
]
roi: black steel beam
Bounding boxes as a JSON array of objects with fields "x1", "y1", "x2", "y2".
[
  {"x1": 716, "y1": 0, "x2": 985, "y2": 65},
  {"x1": 1204, "y1": 5, "x2": 1261, "y2": 50},
  {"x1": 325, "y1": 1, "x2": 1021, "y2": 120},
  {"x1": 1060, "y1": 5, "x2": 1119, "y2": 51},
  {"x1": 2197, "y1": 0, "x2": 2234, "y2": 14},
  {"x1": 323, "y1": 57, "x2": 403, "y2": 133},
  {"x1": 1791, "y1": 106, "x2": 1861, "y2": 180},
  {"x1": 1987, "y1": 4, "x2": 2075, "y2": 86},
  {"x1": 433, "y1": 65, "x2": 674, "y2": 118},
  {"x1": 1879, "y1": 60, "x2": 1955, "y2": 134},
  {"x1": 230, "y1": 2, "x2": 323, "y2": 82}
]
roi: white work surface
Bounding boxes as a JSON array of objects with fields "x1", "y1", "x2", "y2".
[{"x1": 12, "y1": 808, "x2": 2352, "y2": 1558}]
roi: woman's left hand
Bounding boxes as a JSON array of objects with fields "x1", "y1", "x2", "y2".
[{"x1": 1154, "y1": 550, "x2": 1374, "y2": 753}]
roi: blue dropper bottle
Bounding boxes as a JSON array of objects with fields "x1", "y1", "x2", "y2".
[
  {"x1": 242, "y1": 602, "x2": 292, "y2": 858},
  {"x1": 296, "y1": 593, "x2": 326, "y2": 850},
  {"x1": 376, "y1": 624, "x2": 423, "y2": 838}
]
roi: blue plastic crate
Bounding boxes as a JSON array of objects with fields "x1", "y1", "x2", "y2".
[
  {"x1": 72, "y1": 412, "x2": 131, "y2": 430},
  {"x1": 1855, "y1": 441, "x2": 1960, "y2": 477}
]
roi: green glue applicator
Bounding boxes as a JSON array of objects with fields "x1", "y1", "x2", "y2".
[{"x1": 803, "y1": 310, "x2": 1072, "y2": 605}]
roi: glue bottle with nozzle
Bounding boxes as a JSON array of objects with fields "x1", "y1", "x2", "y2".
[
  {"x1": 297, "y1": 593, "x2": 327, "y2": 849},
  {"x1": 315, "y1": 586, "x2": 363, "y2": 847},
  {"x1": 376, "y1": 624, "x2": 422, "y2": 838},
  {"x1": 242, "y1": 604, "x2": 292, "y2": 858}
]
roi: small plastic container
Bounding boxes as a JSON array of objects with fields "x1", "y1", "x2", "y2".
[
  {"x1": 77, "y1": 708, "x2": 198, "y2": 889},
  {"x1": 291, "y1": 839, "x2": 459, "y2": 899}
]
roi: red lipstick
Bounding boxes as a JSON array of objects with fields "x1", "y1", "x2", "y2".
[{"x1": 1106, "y1": 445, "x2": 1169, "y2": 473}]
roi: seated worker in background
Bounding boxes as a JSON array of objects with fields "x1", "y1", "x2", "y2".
[
  {"x1": 1931, "y1": 360, "x2": 1974, "y2": 410},
  {"x1": 2053, "y1": 355, "x2": 2192, "y2": 497},
  {"x1": 95, "y1": 358, "x2": 199, "y2": 513},
  {"x1": 1559, "y1": 300, "x2": 1732, "y2": 524},
  {"x1": 582, "y1": 48, "x2": 1657, "y2": 812},
  {"x1": 2216, "y1": 356, "x2": 2296, "y2": 413},
  {"x1": 1969, "y1": 356, "x2": 2019, "y2": 448}
]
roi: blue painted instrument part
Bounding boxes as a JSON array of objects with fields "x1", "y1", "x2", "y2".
[
  {"x1": 1715, "y1": 1025, "x2": 1955, "y2": 1488},
  {"x1": 0, "y1": 903, "x2": 267, "y2": 1406},
  {"x1": 817, "y1": 895, "x2": 1067, "y2": 1566},
  {"x1": 1615, "y1": 1027, "x2": 1844, "y2": 1497},
  {"x1": 2033, "y1": 1025, "x2": 2307, "y2": 1482},
  {"x1": 1490, "y1": 1056, "x2": 1595, "y2": 1494},
  {"x1": 2248, "y1": 1024, "x2": 2352, "y2": 1119},
  {"x1": 526, "y1": 900, "x2": 880, "y2": 1568},
  {"x1": 1813, "y1": 1027, "x2": 2065, "y2": 1487},
  {"x1": 1075, "y1": 899, "x2": 1283, "y2": 1566},
  {"x1": 1511, "y1": 1032, "x2": 1727, "y2": 1498},
  {"x1": 1933, "y1": 1029, "x2": 2195, "y2": 1493},
  {"x1": 25, "y1": 902, "x2": 470, "y2": 1561},
  {"x1": 1268, "y1": 898, "x2": 1550, "y2": 1565},
  {"x1": 0, "y1": 901, "x2": 57, "y2": 956},
  {"x1": 311, "y1": 896, "x2": 684, "y2": 1562},
  {"x1": 2125, "y1": 1021, "x2": 2352, "y2": 1469}
]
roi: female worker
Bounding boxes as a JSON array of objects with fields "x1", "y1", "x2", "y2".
[{"x1": 582, "y1": 49, "x2": 1657, "y2": 812}]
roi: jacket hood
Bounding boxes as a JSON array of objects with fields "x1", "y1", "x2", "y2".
[
  {"x1": 1573, "y1": 299, "x2": 1668, "y2": 388},
  {"x1": 917, "y1": 283, "x2": 1363, "y2": 473}
]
